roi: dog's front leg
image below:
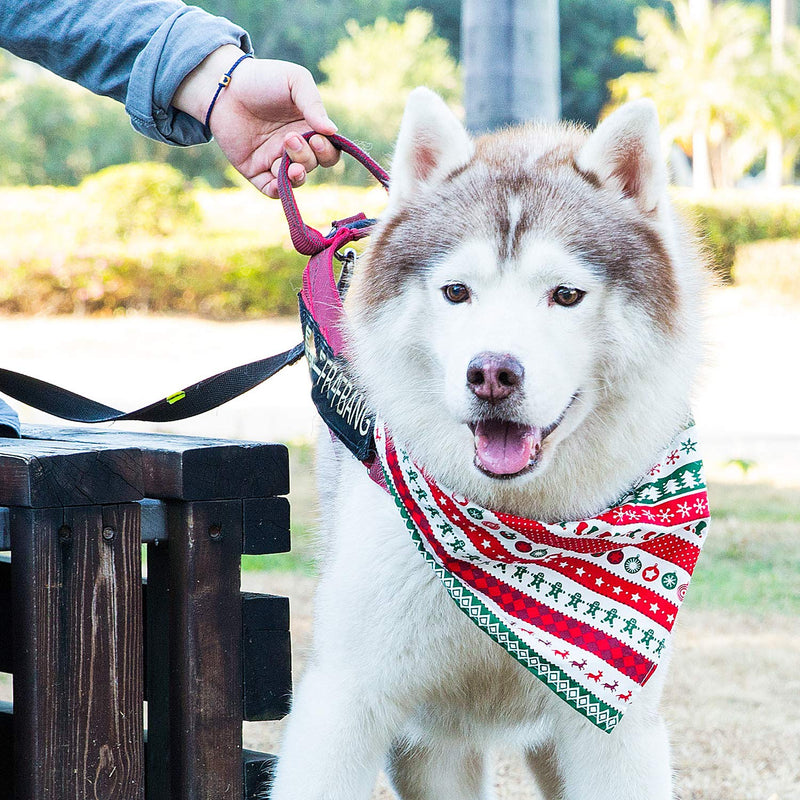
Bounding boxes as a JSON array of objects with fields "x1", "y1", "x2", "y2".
[
  {"x1": 538, "y1": 711, "x2": 673, "y2": 800},
  {"x1": 269, "y1": 663, "x2": 398, "y2": 800}
]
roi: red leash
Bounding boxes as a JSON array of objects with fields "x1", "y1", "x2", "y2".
[{"x1": 277, "y1": 133, "x2": 390, "y2": 489}]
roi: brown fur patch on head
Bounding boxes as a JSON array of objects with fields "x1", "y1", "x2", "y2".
[{"x1": 354, "y1": 122, "x2": 679, "y2": 331}]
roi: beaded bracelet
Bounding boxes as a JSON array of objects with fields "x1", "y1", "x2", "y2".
[{"x1": 204, "y1": 52, "x2": 254, "y2": 129}]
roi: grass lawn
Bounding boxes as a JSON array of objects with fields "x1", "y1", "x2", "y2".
[
  {"x1": 687, "y1": 481, "x2": 800, "y2": 615},
  {"x1": 245, "y1": 445, "x2": 800, "y2": 617}
]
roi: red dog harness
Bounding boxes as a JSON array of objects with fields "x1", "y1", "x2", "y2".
[{"x1": 277, "y1": 134, "x2": 390, "y2": 488}]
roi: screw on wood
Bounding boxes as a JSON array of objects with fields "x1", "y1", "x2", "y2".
[
  {"x1": 58, "y1": 525, "x2": 72, "y2": 543},
  {"x1": 102, "y1": 526, "x2": 116, "y2": 542},
  {"x1": 208, "y1": 524, "x2": 223, "y2": 541}
]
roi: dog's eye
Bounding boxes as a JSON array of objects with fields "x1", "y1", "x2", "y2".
[
  {"x1": 442, "y1": 283, "x2": 471, "y2": 304},
  {"x1": 551, "y1": 286, "x2": 586, "y2": 307}
]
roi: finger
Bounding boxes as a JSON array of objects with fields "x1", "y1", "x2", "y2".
[
  {"x1": 287, "y1": 162, "x2": 307, "y2": 186},
  {"x1": 244, "y1": 168, "x2": 277, "y2": 198},
  {"x1": 284, "y1": 133, "x2": 319, "y2": 173},
  {"x1": 309, "y1": 134, "x2": 341, "y2": 168},
  {"x1": 270, "y1": 156, "x2": 284, "y2": 182},
  {"x1": 263, "y1": 178, "x2": 279, "y2": 200},
  {"x1": 290, "y1": 66, "x2": 338, "y2": 135}
]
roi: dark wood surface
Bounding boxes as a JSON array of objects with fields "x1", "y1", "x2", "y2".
[
  {"x1": 144, "y1": 543, "x2": 171, "y2": 800},
  {"x1": 242, "y1": 750, "x2": 277, "y2": 800},
  {"x1": 22, "y1": 426, "x2": 289, "y2": 501},
  {"x1": 0, "y1": 702, "x2": 12, "y2": 800},
  {"x1": 167, "y1": 500, "x2": 244, "y2": 799},
  {"x1": 0, "y1": 439, "x2": 143, "y2": 508},
  {"x1": 0, "y1": 557, "x2": 10, "y2": 675},
  {"x1": 11, "y1": 504, "x2": 144, "y2": 799},
  {"x1": 242, "y1": 497, "x2": 290, "y2": 555},
  {"x1": 0, "y1": 508, "x2": 8, "y2": 550},
  {"x1": 3, "y1": 427, "x2": 292, "y2": 799},
  {"x1": 242, "y1": 593, "x2": 291, "y2": 721}
]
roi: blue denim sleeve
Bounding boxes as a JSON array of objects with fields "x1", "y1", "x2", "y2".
[
  {"x1": 0, "y1": 0, "x2": 252, "y2": 146},
  {"x1": 0, "y1": 398, "x2": 20, "y2": 438}
]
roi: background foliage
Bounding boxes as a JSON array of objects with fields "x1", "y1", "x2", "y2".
[
  {"x1": 1, "y1": 173, "x2": 797, "y2": 318},
  {"x1": 1, "y1": 0, "x2": 798, "y2": 314},
  {"x1": 0, "y1": 0, "x2": 673, "y2": 188}
]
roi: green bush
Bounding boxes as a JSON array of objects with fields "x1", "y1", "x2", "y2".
[
  {"x1": 80, "y1": 162, "x2": 201, "y2": 239},
  {"x1": 731, "y1": 239, "x2": 800, "y2": 301},
  {"x1": 675, "y1": 189, "x2": 800, "y2": 281},
  {"x1": 0, "y1": 234, "x2": 307, "y2": 318}
]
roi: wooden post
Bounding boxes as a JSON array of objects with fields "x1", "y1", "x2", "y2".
[
  {"x1": 0, "y1": 436, "x2": 145, "y2": 800},
  {"x1": 11, "y1": 503, "x2": 144, "y2": 800},
  {"x1": 166, "y1": 500, "x2": 243, "y2": 800}
]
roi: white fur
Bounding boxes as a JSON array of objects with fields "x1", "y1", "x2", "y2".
[{"x1": 269, "y1": 94, "x2": 704, "y2": 800}]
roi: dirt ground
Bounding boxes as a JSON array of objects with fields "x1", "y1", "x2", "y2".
[{"x1": 242, "y1": 572, "x2": 800, "y2": 800}]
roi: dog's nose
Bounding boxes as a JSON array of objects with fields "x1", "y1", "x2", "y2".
[{"x1": 466, "y1": 352, "x2": 524, "y2": 403}]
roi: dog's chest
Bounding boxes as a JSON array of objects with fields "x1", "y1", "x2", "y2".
[{"x1": 319, "y1": 455, "x2": 553, "y2": 736}]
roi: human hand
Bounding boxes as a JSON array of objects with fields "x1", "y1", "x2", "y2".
[{"x1": 172, "y1": 45, "x2": 340, "y2": 197}]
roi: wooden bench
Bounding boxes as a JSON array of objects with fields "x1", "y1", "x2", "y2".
[{"x1": 0, "y1": 425, "x2": 293, "y2": 799}]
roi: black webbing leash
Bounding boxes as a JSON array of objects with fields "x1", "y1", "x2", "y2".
[
  {"x1": 0, "y1": 132, "x2": 387, "y2": 426},
  {"x1": 0, "y1": 343, "x2": 303, "y2": 424}
]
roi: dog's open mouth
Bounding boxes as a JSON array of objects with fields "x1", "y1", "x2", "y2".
[
  {"x1": 468, "y1": 397, "x2": 576, "y2": 479},
  {"x1": 470, "y1": 420, "x2": 542, "y2": 478}
]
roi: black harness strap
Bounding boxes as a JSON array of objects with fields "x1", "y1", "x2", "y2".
[{"x1": 0, "y1": 343, "x2": 303, "y2": 424}]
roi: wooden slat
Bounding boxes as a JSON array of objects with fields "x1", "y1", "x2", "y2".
[
  {"x1": 243, "y1": 497, "x2": 290, "y2": 555},
  {"x1": 140, "y1": 497, "x2": 290, "y2": 549},
  {"x1": 22, "y1": 425, "x2": 289, "y2": 501},
  {"x1": 166, "y1": 500, "x2": 243, "y2": 799},
  {"x1": 0, "y1": 508, "x2": 8, "y2": 551},
  {"x1": 242, "y1": 750, "x2": 277, "y2": 800},
  {"x1": 11, "y1": 504, "x2": 144, "y2": 799},
  {"x1": 0, "y1": 439, "x2": 143, "y2": 508},
  {"x1": 0, "y1": 701, "x2": 13, "y2": 800},
  {"x1": 0, "y1": 557, "x2": 10, "y2": 674},
  {"x1": 144, "y1": 542, "x2": 171, "y2": 800},
  {"x1": 242, "y1": 593, "x2": 291, "y2": 721}
]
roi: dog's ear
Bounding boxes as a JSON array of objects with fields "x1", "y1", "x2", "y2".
[
  {"x1": 388, "y1": 87, "x2": 473, "y2": 212},
  {"x1": 575, "y1": 99, "x2": 666, "y2": 214}
]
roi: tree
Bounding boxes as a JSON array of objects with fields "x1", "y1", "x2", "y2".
[
  {"x1": 765, "y1": 0, "x2": 800, "y2": 185},
  {"x1": 317, "y1": 10, "x2": 461, "y2": 181},
  {"x1": 610, "y1": 0, "x2": 775, "y2": 190},
  {"x1": 559, "y1": 0, "x2": 668, "y2": 126},
  {"x1": 196, "y1": 0, "x2": 401, "y2": 80},
  {"x1": 462, "y1": 0, "x2": 560, "y2": 133}
]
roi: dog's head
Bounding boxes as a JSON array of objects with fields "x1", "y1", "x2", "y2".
[{"x1": 346, "y1": 89, "x2": 703, "y2": 514}]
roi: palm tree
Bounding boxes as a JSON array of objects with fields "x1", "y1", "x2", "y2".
[
  {"x1": 462, "y1": 0, "x2": 560, "y2": 134},
  {"x1": 610, "y1": 0, "x2": 773, "y2": 190},
  {"x1": 765, "y1": 0, "x2": 799, "y2": 187}
]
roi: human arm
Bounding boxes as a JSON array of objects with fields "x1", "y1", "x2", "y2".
[
  {"x1": 0, "y1": 0, "x2": 339, "y2": 194},
  {"x1": 0, "y1": 398, "x2": 20, "y2": 438},
  {"x1": 171, "y1": 45, "x2": 340, "y2": 197},
  {"x1": 0, "y1": 0, "x2": 246, "y2": 145}
]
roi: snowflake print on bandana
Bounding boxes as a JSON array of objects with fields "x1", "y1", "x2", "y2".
[{"x1": 375, "y1": 422, "x2": 710, "y2": 734}]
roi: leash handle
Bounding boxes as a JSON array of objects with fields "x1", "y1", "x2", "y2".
[{"x1": 277, "y1": 132, "x2": 390, "y2": 256}]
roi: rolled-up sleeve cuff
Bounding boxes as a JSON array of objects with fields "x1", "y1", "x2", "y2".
[
  {"x1": 125, "y1": 6, "x2": 252, "y2": 146},
  {"x1": 0, "y1": 397, "x2": 20, "y2": 438}
]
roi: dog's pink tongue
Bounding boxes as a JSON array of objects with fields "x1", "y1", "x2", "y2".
[{"x1": 474, "y1": 420, "x2": 540, "y2": 476}]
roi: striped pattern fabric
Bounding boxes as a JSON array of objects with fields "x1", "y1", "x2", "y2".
[{"x1": 375, "y1": 422, "x2": 710, "y2": 733}]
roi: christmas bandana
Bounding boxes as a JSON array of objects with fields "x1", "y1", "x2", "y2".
[{"x1": 374, "y1": 421, "x2": 710, "y2": 733}]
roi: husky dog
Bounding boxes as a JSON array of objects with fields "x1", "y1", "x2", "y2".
[{"x1": 270, "y1": 90, "x2": 704, "y2": 800}]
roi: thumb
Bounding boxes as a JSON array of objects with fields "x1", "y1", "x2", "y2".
[{"x1": 290, "y1": 67, "x2": 338, "y2": 135}]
